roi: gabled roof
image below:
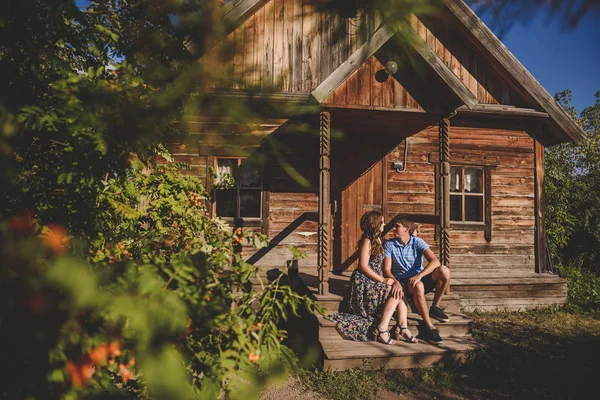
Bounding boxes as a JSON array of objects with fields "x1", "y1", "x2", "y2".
[
  {"x1": 223, "y1": 0, "x2": 585, "y2": 145},
  {"x1": 440, "y1": 0, "x2": 585, "y2": 144}
]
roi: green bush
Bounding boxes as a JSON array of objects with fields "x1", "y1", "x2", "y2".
[{"x1": 560, "y1": 262, "x2": 600, "y2": 312}]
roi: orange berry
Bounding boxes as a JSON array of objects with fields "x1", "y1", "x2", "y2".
[
  {"x1": 248, "y1": 352, "x2": 259, "y2": 363},
  {"x1": 42, "y1": 224, "x2": 69, "y2": 254},
  {"x1": 123, "y1": 250, "x2": 130, "y2": 257},
  {"x1": 118, "y1": 363, "x2": 132, "y2": 383},
  {"x1": 108, "y1": 341, "x2": 121, "y2": 357},
  {"x1": 89, "y1": 345, "x2": 109, "y2": 365},
  {"x1": 128, "y1": 357, "x2": 135, "y2": 366},
  {"x1": 9, "y1": 210, "x2": 34, "y2": 236},
  {"x1": 117, "y1": 242, "x2": 125, "y2": 250}
]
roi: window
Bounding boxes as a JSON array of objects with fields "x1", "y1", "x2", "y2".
[
  {"x1": 450, "y1": 166, "x2": 484, "y2": 223},
  {"x1": 214, "y1": 158, "x2": 262, "y2": 219}
]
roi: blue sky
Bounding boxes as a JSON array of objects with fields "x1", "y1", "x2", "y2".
[{"x1": 480, "y1": 10, "x2": 600, "y2": 113}]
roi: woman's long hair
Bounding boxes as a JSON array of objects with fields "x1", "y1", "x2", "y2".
[{"x1": 359, "y1": 210, "x2": 384, "y2": 256}]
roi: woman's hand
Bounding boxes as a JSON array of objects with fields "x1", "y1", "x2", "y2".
[
  {"x1": 385, "y1": 278, "x2": 395, "y2": 286},
  {"x1": 390, "y1": 281, "x2": 403, "y2": 299}
]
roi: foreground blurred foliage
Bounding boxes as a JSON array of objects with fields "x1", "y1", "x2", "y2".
[{"x1": 0, "y1": 0, "x2": 327, "y2": 397}]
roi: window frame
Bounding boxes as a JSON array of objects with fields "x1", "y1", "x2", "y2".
[
  {"x1": 212, "y1": 157, "x2": 263, "y2": 222},
  {"x1": 449, "y1": 165, "x2": 486, "y2": 225}
]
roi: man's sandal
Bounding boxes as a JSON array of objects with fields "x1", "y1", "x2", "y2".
[
  {"x1": 394, "y1": 325, "x2": 417, "y2": 343},
  {"x1": 372, "y1": 327, "x2": 396, "y2": 345}
]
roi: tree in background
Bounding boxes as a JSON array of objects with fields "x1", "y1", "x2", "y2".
[{"x1": 545, "y1": 90, "x2": 600, "y2": 311}]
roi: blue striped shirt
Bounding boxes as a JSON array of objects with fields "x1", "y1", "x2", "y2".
[{"x1": 383, "y1": 237, "x2": 429, "y2": 279}]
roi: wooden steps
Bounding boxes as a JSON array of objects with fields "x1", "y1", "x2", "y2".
[
  {"x1": 318, "y1": 311, "x2": 473, "y2": 340},
  {"x1": 321, "y1": 336, "x2": 485, "y2": 370},
  {"x1": 292, "y1": 265, "x2": 567, "y2": 370},
  {"x1": 451, "y1": 270, "x2": 567, "y2": 311},
  {"x1": 311, "y1": 289, "x2": 480, "y2": 370}
]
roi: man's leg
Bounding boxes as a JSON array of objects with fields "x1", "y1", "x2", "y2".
[
  {"x1": 408, "y1": 281, "x2": 443, "y2": 344},
  {"x1": 408, "y1": 281, "x2": 434, "y2": 329},
  {"x1": 431, "y1": 265, "x2": 450, "y2": 308}
]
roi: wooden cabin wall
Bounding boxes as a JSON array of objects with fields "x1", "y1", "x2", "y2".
[
  {"x1": 323, "y1": 55, "x2": 423, "y2": 110},
  {"x1": 168, "y1": 119, "x2": 320, "y2": 270},
  {"x1": 412, "y1": 15, "x2": 526, "y2": 108},
  {"x1": 211, "y1": 0, "x2": 379, "y2": 92},
  {"x1": 384, "y1": 126, "x2": 439, "y2": 255},
  {"x1": 251, "y1": 129, "x2": 320, "y2": 268},
  {"x1": 385, "y1": 124, "x2": 536, "y2": 271}
]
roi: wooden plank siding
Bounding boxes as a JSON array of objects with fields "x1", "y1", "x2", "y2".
[
  {"x1": 383, "y1": 125, "x2": 536, "y2": 272},
  {"x1": 323, "y1": 55, "x2": 423, "y2": 110},
  {"x1": 169, "y1": 118, "x2": 320, "y2": 270},
  {"x1": 413, "y1": 15, "x2": 525, "y2": 107},
  {"x1": 210, "y1": 0, "x2": 377, "y2": 93}
]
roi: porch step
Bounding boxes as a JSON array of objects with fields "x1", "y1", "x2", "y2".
[
  {"x1": 317, "y1": 311, "x2": 472, "y2": 341},
  {"x1": 315, "y1": 292, "x2": 463, "y2": 315},
  {"x1": 451, "y1": 271, "x2": 568, "y2": 311},
  {"x1": 321, "y1": 335, "x2": 485, "y2": 371}
]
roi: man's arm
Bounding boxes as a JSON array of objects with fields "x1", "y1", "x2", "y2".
[{"x1": 407, "y1": 248, "x2": 441, "y2": 287}]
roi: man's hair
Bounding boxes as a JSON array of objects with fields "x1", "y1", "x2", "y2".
[{"x1": 395, "y1": 217, "x2": 416, "y2": 235}]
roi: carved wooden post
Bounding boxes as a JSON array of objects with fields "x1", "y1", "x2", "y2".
[
  {"x1": 318, "y1": 111, "x2": 331, "y2": 296},
  {"x1": 439, "y1": 118, "x2": 450, "y2": 269}
]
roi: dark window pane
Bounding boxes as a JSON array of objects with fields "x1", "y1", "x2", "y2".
[
  {"x1": 240, "y1": 163, "x2": 261, "y2": 187},
  {"x1": 464, "y1": 168, "x2": 482, "y2": 193},
  {"x1": 465, "y1": 196, "x2": 483, "y2": 221},
  {"x1": 240, "y1": 190, "x2": 261, "y2": 218},
  {"x1": 450, "y1": 166, "x2": 461, "y2": 193},
  {"x1": 450, "y1": 195, "x2": 462, "y2": 221},
  {"x1": 215, "y1": 190, "x2": 237, "y2": 217}
]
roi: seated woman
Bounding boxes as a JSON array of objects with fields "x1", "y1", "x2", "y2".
[{"x1": 330, "y1": 211, "x2": 416, "y2": 344}]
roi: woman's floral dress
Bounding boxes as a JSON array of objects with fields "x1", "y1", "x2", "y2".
[{"x1": 329, "y1": 254, "x2": 390, "y2": 341}]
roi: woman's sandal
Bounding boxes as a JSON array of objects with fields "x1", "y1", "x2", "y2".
[
  {"x1": 372, "y1": 327, "x2": 396, "y2": 345},
  {"x1": 394, "y1": 325, "x2": 418, "y2": 343}
]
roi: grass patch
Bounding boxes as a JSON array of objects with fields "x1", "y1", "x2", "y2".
[{"x1": 297, "y1": 309, "x2": 600, "y2": 399}]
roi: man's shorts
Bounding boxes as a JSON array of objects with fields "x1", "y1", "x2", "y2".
[{"x1": 399, "y1": 273, "x2": 436, "y2": 294}]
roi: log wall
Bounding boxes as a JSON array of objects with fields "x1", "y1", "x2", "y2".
[
  {"x1": 412, "y1": 15, "x2": 524, "y2": 107},
  {"x1": 323, "y1": 55, "x2": 423, "y2": 110},
  {"x1": 385, "y1": 124, "x2": 536, "y2": 271},
  {"x1": 169, "y1": 119, "x2": 321, "y2": 269},
  {"x1": 212, "y1": 0, "x2": 379, "y2": 92}
]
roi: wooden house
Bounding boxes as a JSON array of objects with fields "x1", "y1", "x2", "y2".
[{"x1": 170, "y1": 0, "x2": 585, "y2": 368}]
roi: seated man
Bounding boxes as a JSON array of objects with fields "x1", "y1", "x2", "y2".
[{"x1": 383, "y1": 218, "x2": 451, "y2": 344}]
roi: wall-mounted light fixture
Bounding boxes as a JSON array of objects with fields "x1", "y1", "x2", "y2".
[
  {"x1": 384, "y1": 60, "x2": 398, "y2": 75},
  {"x1": 391, "y1": 161, "x2": 404, "y2": 173},
  {"x1": 391, "y1": 138, "x2": 408, "y2": 173}
]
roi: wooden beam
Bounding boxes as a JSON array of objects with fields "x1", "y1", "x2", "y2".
[
  {"x1": 455, "y1": 105, "x2": 549, "y2": 119},
  {"x1": 311, "y1": 24, "x2": 396, "y2": 103},
  {"x1": 439, "y1": 118, "x2": 451, "y2": 269},
  {"x1": 441, "y1": 0, "x2": 585, "y2": 144},
  {"x1": 318, "y1": 111, "x2": 332, "y2": 296},
  {"x1": 534, "y1": 140, "x2": 547, "y2": 273},
  {"x1": 223, "y1": 0, "x2": 269, "y2": 28},
  {"x1": 398, "y1": 26, "x2": 478, "y2": 110},
  {"x1": 206, "y1": 89, "x2": 310, "y2": 103}
]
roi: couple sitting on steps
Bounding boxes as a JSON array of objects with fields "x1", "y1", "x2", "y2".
[{"x1": 330, "y1": 211, "x2": 451, "y2": 345}]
